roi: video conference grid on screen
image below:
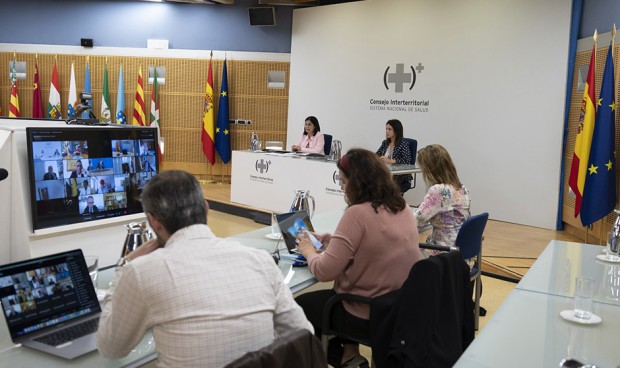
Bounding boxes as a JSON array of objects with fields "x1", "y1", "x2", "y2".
[
  {"x1": 27, "y1": 127, "x2": 159, "y2": 230},
  {"x1": 0, "y1": 252, "x2": 100, "y2": 338}
]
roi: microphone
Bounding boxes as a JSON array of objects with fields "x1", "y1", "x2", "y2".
[{"x1": 0, "y1": 168, "x2": 8, "y2": 181}]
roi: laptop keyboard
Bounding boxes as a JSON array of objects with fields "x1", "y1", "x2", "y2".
[{"x1": 34, "y1": 317, "x2": 99, "y2": 347}]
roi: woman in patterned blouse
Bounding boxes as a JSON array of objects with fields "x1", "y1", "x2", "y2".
[
  {"x1": 376, "y1": 119, "x2": 412, "y2": 194},
  {"x1": 413, "y1": 144, "x2": 471, "y2": 250}
]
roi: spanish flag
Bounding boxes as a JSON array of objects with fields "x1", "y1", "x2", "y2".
[
  {"x1": 201, "y1": 58, "x2": 215, "y2": 165},
  {"x1": 568, "y1": 31, "x2": 597, "y2": 218}
]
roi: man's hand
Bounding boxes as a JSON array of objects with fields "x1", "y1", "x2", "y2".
[{"x1": 125, "y1": 238, "x2": 162, "y2": 262}]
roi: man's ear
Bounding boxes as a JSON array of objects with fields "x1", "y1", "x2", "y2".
[{"x1": 146, "y1": 212, "x2": 163, "y2": 233}]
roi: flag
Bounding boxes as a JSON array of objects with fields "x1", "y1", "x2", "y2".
[
  {"x1": 149, "y1": 67, "x2": 163, "y2": 162},
  {"x1": 9, "y1": 60, "x2": 20, "y2": 118},
  {"x1": 580, "y1": 43, "x2": 617, "y2": 226},
  {"x1": 47, "y1": 62, "x2": 62, "y2": 119},
  {"x1": 32, "y1": 62, "x2": 43, "y2": 118},
  {"x1": 116, "y1": 64, "x2": 126, "y2": 124},
  {"x1": 82, "y1": 62, "x2": 91, "y2": 118},
  {"x1": 68, "y1": 62, "x2": 78, "y2": 119},
  {"x1": 132, "y1": 66, "x2": 146, "y2": 126},
  {"x1": 568, "y1": 41, "x2": 596, "y2": 217},
  {"x1": 100, "y1": 63, "x2": 111, "y2": 123},
  {"x1": 215, "y1": 60, "x2": 231, "y2": 163},
  {"x1": 201, "y1": 59, "x2": 215, "y2": 165}
]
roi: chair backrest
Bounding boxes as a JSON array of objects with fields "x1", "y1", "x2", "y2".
[
  {"x1": 323, "y1": 134, "x2": 333, "y2": 155},
  {"x1": 224, "y1": 329, "x2": 326, "y2": 368},
  {"x1": 402, "y1": 138, "x2": 417, "y2": 165},
  {"x1": 454, "y1": 212, "x2": 489, "y2": 260}
]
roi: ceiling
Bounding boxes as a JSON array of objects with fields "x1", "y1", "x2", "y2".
[{"x1": 163, "y1": 0, "x2": 363, "y2": 7}]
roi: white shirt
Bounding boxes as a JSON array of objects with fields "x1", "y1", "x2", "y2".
[{"x1": 96, "y1": 224, "x2": 313, "y2": 367}]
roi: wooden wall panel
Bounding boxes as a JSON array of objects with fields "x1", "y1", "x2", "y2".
[{"x1": 0, "y1": 52, "x2": 290, "y2": 181}]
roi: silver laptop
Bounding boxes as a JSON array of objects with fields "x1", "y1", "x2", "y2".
[{"x1": 0, "y1": 249, "x2": 102, "y2": 359}]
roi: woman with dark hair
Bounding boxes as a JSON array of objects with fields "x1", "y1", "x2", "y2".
[
  {"x1": 291, "y1": 116, "x2": 325, "y2": 154},
  {"x1": 414, "y1": 144, "x2": 471, "y2": 250},
  {"x1": 376, "y1": 119, "x2": 412, "y2": 193},
  {"x1": 295, "y1": 148, "x2": 421, "y2": 368}
]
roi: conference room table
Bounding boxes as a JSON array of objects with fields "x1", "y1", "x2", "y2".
[
  {"x1": 231, "y1": 150, "x2": 420, "y2": 214},
  {"x1": 0, "y1": 209, "x2": 344, "y2": 367},
  {"x1": 454, "y1": 240, "x2": 620, "y2": 367}
]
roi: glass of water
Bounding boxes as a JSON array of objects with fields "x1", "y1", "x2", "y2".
[
  {"x1": 573, "y1": 277, "x2": 594, "y2": 319},
  {"x1": 84, "y1": 255, "x2": 99, "y2": 291}
]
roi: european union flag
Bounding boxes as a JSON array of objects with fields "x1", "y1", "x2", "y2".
[
  {"x1": 215, "y1": 60, "x2": 231, "y2": 163},
  {"x1": 581, "y1": 43, "x2": 617, "y2": 227}
]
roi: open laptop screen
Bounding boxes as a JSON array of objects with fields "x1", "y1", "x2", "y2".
[{"x1": 0, "y1": 249, "x2": 101, "y2": 339}]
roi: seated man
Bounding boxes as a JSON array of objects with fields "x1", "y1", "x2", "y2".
[{"x1": 96, "y1": 170, "x2": 313, "y2": 367}]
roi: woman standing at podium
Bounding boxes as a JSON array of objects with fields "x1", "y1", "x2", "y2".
[
  {"x1": 295, "y1": 148, "x2": 421, "y2": 368},
  {"x1": 291, "y1": 116, "x2": 325, "y2": 154},
  {"x1": 376, "y1": 119, "x2": 412, "y2": 193}
]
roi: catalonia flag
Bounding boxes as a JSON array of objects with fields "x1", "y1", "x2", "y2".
[
  {"x1": 568, "y1": 39, "x2": 596, "y2": 217},
  {"x1": 580, "y1": 43, "x2": 616, "y2": 226},
  {"x1": 132, "y1": 66, "x2": 146, "y2": 126},
  {"x1": 215, "y1": 60, "x2": 231, "y2": 163}
]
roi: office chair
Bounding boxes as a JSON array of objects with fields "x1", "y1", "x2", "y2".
[
  {"x1": 320, "y1": 245, "x2": 472, "y2": 368},
  {"x1": 402, "y1": 138, "x2": 418, "y2": 187},
  {"x1": 224, "y1": 329, "x2": 326, "y2": 368},
  {"x1": 454, "y1": 212, "x2": 489, "y2": 330},
  {"x1": 323, "y1": 134, "x2": 333, "y2": 156}
]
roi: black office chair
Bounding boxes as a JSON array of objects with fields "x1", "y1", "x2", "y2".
[
  {"x1": 323, "y1": 134, "x2": 333, "y2": 156},
  {"x1": 454, "y1": 212, "x2": 489, "y2": 330},
  {"x1": 224, "y1": 329, "x2": 326, "y2": 368},
  {"x1": 402, "y1": 138, "x2": 418, "y2": 187},
  {"x1": 320, "y1": 245, "x2": 473, "y2": 368}
]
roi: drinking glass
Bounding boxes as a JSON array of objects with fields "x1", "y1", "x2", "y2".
[
  {"x1": 573, "y1": 277, "x2": 594, "y2": 319},
  {"x1": 84, "y1": 255, "x2": 99, "y2": 291},
  {"x1": 271, "y1": 212, "x2": 280, "y2": 237},
  {"x1": 607, "y1": 231, "x2": 620, "y2": 261}
]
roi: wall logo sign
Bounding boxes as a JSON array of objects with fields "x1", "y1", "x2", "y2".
[
  {"x1": 255, "y1": 159, "x2": 271, "y2": 174},
  {"x1": 369, "y1": 61, "x2": 429, "y2": 113},
  {"x1": 383, "y1": 63, "x2": 424, "y2": 92},
  {"x1": 332, "y1": 170, "x2": 340, "y2": 184}
]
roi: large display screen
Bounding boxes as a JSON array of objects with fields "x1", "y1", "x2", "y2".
[{"x1": 26, "y1": 126, "x2": 159, "y2": 231}]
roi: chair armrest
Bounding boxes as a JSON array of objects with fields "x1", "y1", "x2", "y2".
[{"x1": 419, "y1": 243, "x2": 457, "y2": 252}]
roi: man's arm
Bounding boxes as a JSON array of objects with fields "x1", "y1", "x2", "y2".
[
  {"x1": 96, "y1": 265, "x2": 150, "y2": 358},
  {"x1": 268, "y1": 259, "x2": 314, "y2": 335}
]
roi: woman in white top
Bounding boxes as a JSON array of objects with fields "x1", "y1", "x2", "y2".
[{"x1": 292, "y1": 116, "x2": 325, "y2": 154}]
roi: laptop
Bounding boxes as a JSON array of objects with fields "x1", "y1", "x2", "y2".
[
  {"x1": 276, "y1": 210, "x2": 322, "y2": 253},
  {"x1": 0, "y1": 249, "x2": 102, "y2": 359}
]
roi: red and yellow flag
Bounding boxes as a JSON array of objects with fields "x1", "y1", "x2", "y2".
[
  {"x1": 568, "y1": 33, "x2": 597, "y2": 217},
  {"x1": 201, "y1": 59, "x2": 215, "y2": 165},
  {"x1": 132, "y1": 66, "x2": 146, "y2": 126},
  {"x1": 9, "y1": 61, "x2": 20, "y2": 118},
  {"x1": 32, "y1": 62, "x2": 43, "y2": 118}
]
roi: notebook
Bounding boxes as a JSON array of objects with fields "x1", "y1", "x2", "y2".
[
  {"x1": 276, "y1": 210, "x2": 322, "y2": 253},
  {"x1": 0, "y1": 249, "x2": 102, "y2": 359}
]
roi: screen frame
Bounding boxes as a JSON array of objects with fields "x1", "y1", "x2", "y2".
[{"x1": 26, "y1": 125, "x2": 159, "y2": 232}]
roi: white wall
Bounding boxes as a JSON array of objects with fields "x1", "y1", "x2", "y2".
[{"x1": 287, "y1": 0, "x2": 572, "y2": 229}]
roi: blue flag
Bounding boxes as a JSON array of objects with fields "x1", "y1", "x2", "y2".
[
  {"x1": 116, "y1": 64, "x2": 127, "y2": 124},
  {"x1": 82, "y1": 62, "x2": 92, "y2": 118},
  {"x1": 581, "y1": 43, "x2": 617, "y2": 227},
  {"x1": 215, "y1": 60, "x2": 231, "y2": 163}
]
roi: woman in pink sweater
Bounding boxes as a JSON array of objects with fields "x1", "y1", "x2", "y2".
[{"x1": 295, "y1": 148, "x2": 421, "y2": 368}]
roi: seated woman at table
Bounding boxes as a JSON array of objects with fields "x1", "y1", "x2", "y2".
[
  {"x1": 414, "y1": 144, "x2": 471, "y2": 255},
  {"x1": 295, "y1": 148, "x2": 421, "y2": 368},
  {"x1": 291, "y1": 116, "x2": 325, "y2": 154},
  {"x1": 376, "y1": 119, "x2": 412, "y2": 194}
]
